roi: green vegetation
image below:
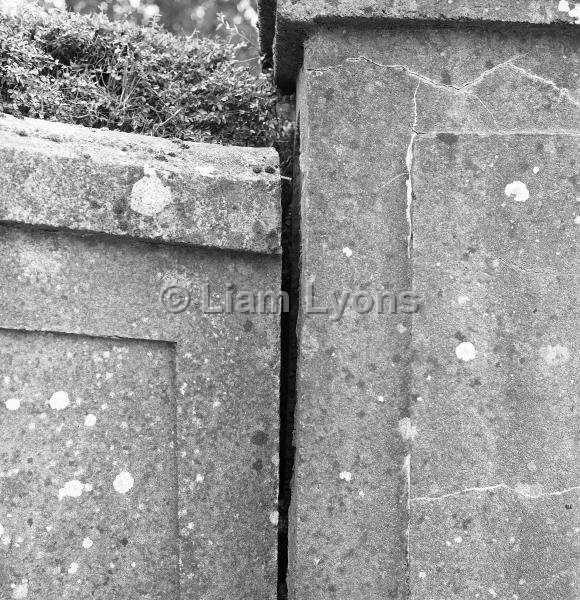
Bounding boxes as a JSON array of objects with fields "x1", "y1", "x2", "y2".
[{"x1": 0, "y1": 5, "x2": 287, "y2": 150}]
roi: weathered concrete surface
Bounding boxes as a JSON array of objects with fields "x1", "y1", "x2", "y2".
[
  {"x1": 258, "y1": 0, "x2": 580, "y2": 87},
  {"x1": 0, "y1": 119, "x2": 281, "y2": 599},
  {"x1": 411, "y1": 487, "x2": 580, "y2": 599},
  {"x1": 0, "y1": 115, "x2": 281, "y2": 255},
  {"x1": 290, "y1": 23, "x2": 579, "y2": 600},
  {"x1": 290, "y1": 36, "x2": 415, "y2": 600},
  {"x1": 411, "y1": 134, "x2": 579, "y2": 496},
  {"x1": 0, "y1": 332, "x2": 179, "y2": 599},
  {"x1": 410, "y1": 133, "x2": 579, "y2": 598}
]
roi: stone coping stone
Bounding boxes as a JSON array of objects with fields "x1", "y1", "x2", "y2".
[
  {"x1": 0, "y1": 114, "x2": 281, "y2": 255},
  {"x1": 258, "y1": 0, "x2": 580, "y2": 88}
]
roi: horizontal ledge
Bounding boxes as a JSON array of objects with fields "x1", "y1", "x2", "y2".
[
  {"x1": 262, "y1": 0, "x2": 579, "y2": 89},
  {"x1": 0, "y1": 115, "x2": 282, "y2": 256}
]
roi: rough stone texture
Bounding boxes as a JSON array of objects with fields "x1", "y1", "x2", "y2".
[
  {"x1": 0, "y1": 119, "x2": 281, "y2": 599},
  {"x1": 411, "y1": 487, "x2": 580, "y2": 599},
  {"x1": 0, "y1": 332, "x2": 179, "y2": 599},
  {"x1": 410, "y1": 133, "x2": 579, "y2": 599},
  {"x1": 258, "y1": 0, "x2": 580, "y2": 88},
  {"x1": 291, "y1": 23, "x2": 578, "y2": 600},
  {"x1": 0, "y1": 115, "x2": 281, "y2": 255}
]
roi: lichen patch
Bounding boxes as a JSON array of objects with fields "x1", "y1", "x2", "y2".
[
  {"x1": 5, "y1": 398, "x2": 21, "y2": 411},
  {"x1": 558, "y1": 0, "x2": 580, "y2": 23},
  {"x1": 339, "y1": 471, "x2": 353, "y2": 482},
  {"x1": 456, "y1": 341, "x2": 477, "y2": 362},
  {"x1": 113, "y1": 470, "x2": 134, "y2": 494},
  {"x1": 58, "y1": 479, "x2": 84, "y2": 500},
  {"x1": 504, "y1": 181, "x2": 529, "y2": 203},
  {"x1": 540, "y1": 344, "x2": 570, "y2": 366},
  {"x1": 130, "y1": 165, "x2": 172, "y2": 217},
  {"x1": 49, "y1": 390, "x2": 70, "y2": 410}
]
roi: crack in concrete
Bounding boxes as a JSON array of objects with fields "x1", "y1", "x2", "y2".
[
  {"x1": 456, "y1": 54, "x2": 526, "y2": 90},
  {"x1": 405, "y1": 83, "x2": 420, "y2": 259},
  {"x1": 308, "y1": 54, "x2": 579, "y2": 110},
  {"x1": 423, "y1": 130, "x2": 580, "y2": 137},
  {"x1": 309, "y1": 54, "x2": 522, "y2": 91},
  {"x1": 509, "y1": 63, "x2": 580, "y2": 108},
  {"x1": 411, "y1": 483, "x2": 580, "y2": 503},
  {"x1": 385, "y1": 172, "x2": 407, "y2": 186}
]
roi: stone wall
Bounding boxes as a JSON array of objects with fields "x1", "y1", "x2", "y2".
[
  {"x1": 260, "y1": 2, "x2": 579, "y2": 599},
  {"x1": 0, "y1": 115, "x2": 281, "y2": 599}
]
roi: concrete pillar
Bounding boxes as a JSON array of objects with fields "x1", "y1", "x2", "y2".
[
  {"x1": 260, "y1": 2, "x2": 579, "y2": 598},
  {"x1": 0, "y1": 116, "x2": 281, "y2": 599}
]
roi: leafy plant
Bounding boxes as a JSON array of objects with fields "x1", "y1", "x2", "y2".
[{"x1": 0, "y1": 4, "x2": 287, "y2": 150}]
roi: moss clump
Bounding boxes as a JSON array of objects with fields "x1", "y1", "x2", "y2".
[{"x1": 0, "y1": 6, "x2": 285, "y2": 148}]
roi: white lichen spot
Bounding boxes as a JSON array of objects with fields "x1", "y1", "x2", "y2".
[
  {"x1": 5, "y1": 398, "x2": 21, "y2": 411},
  {"x1": 342, "y1": 247, "x2": 353, "y2": 258},
  {"x1": 540, "y1": 344, "x2": 570, "y2": 367},
  {"x1": 11, "y1": 581, "x2": 28, "y2": 599},
  {"x1": 504, "y1": 181, "x2": 530, "y2": 203},
  {"x1": 269, "y1": 511, "x2": 279, "y2": 526},
  {"x1": 113, "y1": 471, "x2": 134, "y2": 494},
  {"x1": 559, "y1": 0, "x2": 580, "y2": 22},
  {"x1": 84, "y1": 414, "x2": 97, "y2": 427},
  {"x1": 397, "y1": 323, "x2": 408, "y2": 334},
  {"x1": 67, "y1": 562, "x2": 79, "y2": 575},
  {"x1": 59, "y1": 479, "x2": 84, "y2": 500},
  {"x1": 195, "y1": 165, "x2": 217, "y2": 177},
  {"x1": 456, "y1": 341, "x2": 477, "y2": 362},
  {"x1": 130, "y1": 165, "x2": 172, "y2": 217},
  {"x1": 377, "y1": 395, "x2": 385, "y2": 403},
  {"x1": 532, "y1": 166, "x2": 540, "y2": 174},
  {"x1": 454, "y1": 535, "x2": 463, "y2": 544},
  {"x1": 339, "y1": 471, "x2": 352, "y2": 482},
  {"x1": 0, "y1": 524, "x2": 4, "y2": 536},
  {"x1": 195, "y1": 474, "x2": 204, "y2": 483},
  {"x1": 418, "y1": 571, "x2": 427, "y2": 579},
  {"x1": 558, "y1": 0, "x2": 570, "y2": 12},
  {"x1": 574, "y1": 215, "x2": 580, "y2": 225},
  {"x1": 398, "y1": 417, "x2": 418, "y2": 442},
  {"x1": 82, "y1": 537, "x2": 93, "y2": 549},
  {"x1": 49, "y1": 391, "x2": 70, "y2": 410},
  {"x1": 489, "y1": 589, "x2": 497, "y2": 598},
  {"x1": 457, "y1": 295, "x2": 470, "y2": 306}
]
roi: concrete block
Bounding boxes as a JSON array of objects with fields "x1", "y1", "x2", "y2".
[
  {"x1": 0, "y1": 117, "x2": 281, "y2": 599},
  {"x1": 289, "y1": 22, "x2": 578, "y2": 600}
]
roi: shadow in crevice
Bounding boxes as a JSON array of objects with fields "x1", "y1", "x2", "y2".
[{"x1": 277, "y1": 114, "x2": 300, "y2": 600}]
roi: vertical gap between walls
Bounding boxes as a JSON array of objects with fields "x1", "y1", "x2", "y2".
[{"x1": 277, "y1": 117, "x2": 301, "y2": 600}]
